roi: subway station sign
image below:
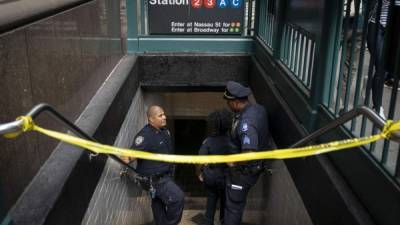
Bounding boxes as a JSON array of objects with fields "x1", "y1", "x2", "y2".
[{"x1": 148, "y1": 0, "x2": 244, "y2": 35}]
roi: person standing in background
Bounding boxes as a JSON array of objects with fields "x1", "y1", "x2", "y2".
[
  {"x1": 367, "y1": 0, "x2": 399, "y2": 118},
  {"x1": 197, "y1": 109, "x2": 234, "y2": 225}
]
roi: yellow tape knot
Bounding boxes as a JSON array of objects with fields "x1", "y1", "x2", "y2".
[
  {"x1": 381, "y1": 120, "x2": 396, "y2": 139},
  {"x1": 4, "y1": 116, "x2": 34, "y2": 139},
  {"x1": 18, "y1": 116, "x2": 34, "y2": 132}
]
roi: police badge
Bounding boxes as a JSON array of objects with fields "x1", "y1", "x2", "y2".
[{"x1": 135, "y1": 136, "x2": 144, "y2": 145}]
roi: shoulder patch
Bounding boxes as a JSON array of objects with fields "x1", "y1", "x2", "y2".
[
  {"x1": 135, "y1": 136, "x2": 144, "y2": 145},
  {"x1": 241, "y1": 123, "x2": 248, "y2": 132}
]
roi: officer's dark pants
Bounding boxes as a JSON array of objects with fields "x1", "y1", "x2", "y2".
[
  {"x1": 203, "y1": 170, "x2": 226, "y2": 225},
  {"x1": 222, "y1": 172, "x2": 260, "y2": 225},
  {"x1": 151, "y1": 176, "x2": 185, "y2": 225}
]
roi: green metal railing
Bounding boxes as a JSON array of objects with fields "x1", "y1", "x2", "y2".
[
  {"x1": 257, "y1": 0, "x2": 275, "y2": 49},
  {"x1": 255, "y1": 0, "x2": 399, "y2": 181},
  {"x1": 280, "y1": 23, "x2": 315, "y2": 89},
  {"x1": 256, "y1": 0, "x2": 315, "y2": 90},
  {"x1": 324, "y1": 0, "x2": 400, "y2": 177}
]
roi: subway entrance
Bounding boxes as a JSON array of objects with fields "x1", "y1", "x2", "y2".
[{"x1": 173, "y1": 119, "x2": 207, "y2": 197}]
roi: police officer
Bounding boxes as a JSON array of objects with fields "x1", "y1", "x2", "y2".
[
  {"x1": 122, "y1": 105, "x2": 184, "y2": 225},
  {"x1": 197, "y1": 109, "x2": 234, "y2": 225},
  {"x1": 222, "y1": 81, "x2": 272, "y2": 225}
]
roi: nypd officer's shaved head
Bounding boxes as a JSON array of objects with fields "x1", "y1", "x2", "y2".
[
  {"x1": 147, "y1": 105, "x2": 162, "y2": 117},
  {"x1": 147, "y1": 105, "x2": 167, "y2": 129}
]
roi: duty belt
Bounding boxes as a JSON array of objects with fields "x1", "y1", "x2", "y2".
[
  {"x1": 231, "y1": 164, "x2": 264, "y2": 176},
  {"x1": 136, "y1": 172, "x2": 170, "y2": 183},
  {"x1": 133, "y1": 173, "x2": 169, "y2": 199}
]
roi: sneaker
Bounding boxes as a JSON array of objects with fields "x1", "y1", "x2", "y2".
[{"x1": 378, "y1": 106, "x2": 386, "y2": 120}]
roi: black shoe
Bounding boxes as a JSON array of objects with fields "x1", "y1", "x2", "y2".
[{"x1": 384, "y1": 79, "x2": 400, "y2": 91}]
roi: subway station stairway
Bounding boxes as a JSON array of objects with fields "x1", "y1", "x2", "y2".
[
  {"x1": 80, "y1": 90, "x2": 268, "y2": 225},
  {"x1": 4, "y1": 55, "x2": 393, "y2": 225},
  {"x1": 81, "y1": 158, "x2": 267, "y2": 225},
  {"x1": 2, "y1": 0, "x2": 400, "y2": 224}
]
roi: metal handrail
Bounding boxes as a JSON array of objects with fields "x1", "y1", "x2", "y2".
[
  {"x1": 290, "y1": 106, "x2": 400, "y2": 148},
  {"x1": 1, "y1": 104, "x2": 399, "y2": 165},
  {"x1": 0, "y1": 103, "x2": 136, "y2": 172}
]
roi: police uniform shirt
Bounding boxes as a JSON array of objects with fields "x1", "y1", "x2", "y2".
[
  {"x1": 199, "y1": 135, "x2": 232, "y2": 168},
  {"x1": 132, "y1": 124, "x2": 173, "y2": 177},
  {"x1": 231, "y1": 103, "x2": 270, "y2": 152}
]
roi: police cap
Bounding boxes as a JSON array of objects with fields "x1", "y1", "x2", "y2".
[{"x1": 223, "y1": 81, "x2": 251, "y2": 100}]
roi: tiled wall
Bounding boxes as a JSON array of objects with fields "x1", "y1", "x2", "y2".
[
  {"x1": 81, "y1": 89, "x2": 151, "y2": 225},
  {"x1": 0, "y1": 0, "x2": 123, "y2": 214}
]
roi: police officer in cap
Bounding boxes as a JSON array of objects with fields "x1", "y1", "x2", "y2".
[
  {"x1": 122, "y1": 105, "x2": 184, "y2": 225},
  {"x1": 197, "y1": 109, "x2": 234, "y2": 225},
  {"x1": 222, "y1": 81, "x2": 272, "y2": 225}
]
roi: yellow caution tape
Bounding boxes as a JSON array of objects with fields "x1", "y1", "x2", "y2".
[{"x1": 4, "y1": 116, "x2": 400, "y2": 164}]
